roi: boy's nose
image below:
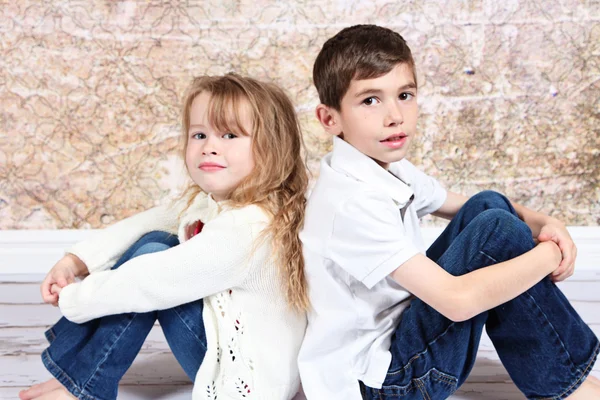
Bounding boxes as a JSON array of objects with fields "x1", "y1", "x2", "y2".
[{"x1": 384, "y1": 104, "x2": 404, "y2": 126}]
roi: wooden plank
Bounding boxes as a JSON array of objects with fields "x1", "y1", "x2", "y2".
[
  {"x1": 0, "y1": 326, "x2": 170, "y2": 356},
  {"x1": 1, "y1": 360, "x2": 596, "y2": 399},
  {"x1": 0, "y1": 305, "x2": 167, "y2": 327},
  {"x1": 0, "y1": 386, "x2": 193, "y2": 400},
  {"x1": 0, "y1": 385, "x2": 525, "y2": 400},
  {"x1": 0, "y1": 353, "x2": 190, "y2": 387},
  {"x1": 0, "y1": 284, "x2": 43, "y2": 304}
]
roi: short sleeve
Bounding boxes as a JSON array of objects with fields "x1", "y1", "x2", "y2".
[
  {"x1": 328, "y1": 191, "x2": 421, "y2": 289},
  {"x1": 401, "y1": 160, "x2": 447, "y2": 218}
]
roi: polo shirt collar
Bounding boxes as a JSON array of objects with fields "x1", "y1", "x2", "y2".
[{"x1": 329, "y1": 136, "x2": 414, "y2": 207}]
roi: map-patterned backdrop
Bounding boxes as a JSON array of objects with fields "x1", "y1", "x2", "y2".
[{"x1": 1, "y1": 0, "x2": 598, "y2": 229}]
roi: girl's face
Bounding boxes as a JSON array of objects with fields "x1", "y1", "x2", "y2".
[{"x1": 185, "y1": 92, "x2": 255, "y2": 201}]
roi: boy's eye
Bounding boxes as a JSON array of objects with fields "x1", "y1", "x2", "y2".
[
  {"x1": 400, "y1": 92, "x2": 415, "y2": 101},
  {"x1": 362, "y1": 97, "x2": 379, "y2": 106},
  {"x1": 192, "y1": 133, "x2": 206, "y2": 139},
  {"x1": 223, "y1": 133, "x2": 237, "y2": 139}
]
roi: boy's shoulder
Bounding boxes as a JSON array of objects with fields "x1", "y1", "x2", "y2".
[{"x1": 303, "y1": 153, "x2": 401, "y2": 238}]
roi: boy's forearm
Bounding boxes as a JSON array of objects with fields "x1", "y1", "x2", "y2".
[
  {"x1": 511, "y1": 201, "x2": 561, "y2": 238},
  {"x1": 455, "y1": 241, "x2": 561, "y2": 321}
]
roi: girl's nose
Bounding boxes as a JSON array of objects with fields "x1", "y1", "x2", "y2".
[{"x1": 201, "y1": 136, "x2": 219, "y2": 156}]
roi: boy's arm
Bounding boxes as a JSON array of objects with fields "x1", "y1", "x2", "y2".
[
  {"x1": 431, "y1": 191, "x2": 469, "y2": 220},
  {"x1": 432, "y1": 191, "x2": 576, "y2": 282},
  {"x1": 391, "y1": 242, "x2": 562, "y2": 322}
]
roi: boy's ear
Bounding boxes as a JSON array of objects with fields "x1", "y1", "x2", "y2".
[{"x1": 315, "y1": 104, "x2": 342, "y2": 136}]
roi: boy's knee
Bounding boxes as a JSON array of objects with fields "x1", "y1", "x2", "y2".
[
  {"x1": 475, "y1": 209, "x2": 534, "y2": 254},
  {"x1": 467, "y1": 190, "x2": 512, "y2": 211}
]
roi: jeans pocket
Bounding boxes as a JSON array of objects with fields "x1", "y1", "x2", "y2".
[{"x1": 378, "y1": 368, "x2": 458, "y2": 399}]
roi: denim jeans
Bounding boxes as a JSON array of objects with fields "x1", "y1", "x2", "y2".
[
  {"x1": 362, "y1": 191, "x2": 599, "y2": 400},
  {"x1": 42, "y1": 231, "x2": 207, "y2": 400}
]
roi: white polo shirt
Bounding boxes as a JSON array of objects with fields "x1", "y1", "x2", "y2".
[{"x1": 298, "y1": 137, "x2": 447, "y2": 400}]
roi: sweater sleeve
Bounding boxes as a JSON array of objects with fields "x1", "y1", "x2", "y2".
[
  {"x1": 58, "y1": 208, "x2": 269, "y2": 323},
  {"x1": 67, "y1": 204, "x2": 181, "y2": 274}
]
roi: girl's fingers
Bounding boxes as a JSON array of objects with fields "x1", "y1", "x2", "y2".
[{"x1": 51, "y1": 284, "x2": 63, "y2": 295}]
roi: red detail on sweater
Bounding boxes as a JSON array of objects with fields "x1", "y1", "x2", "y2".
[{"x1": 191, "y1": 221, "x2": 204, "y2": 238}]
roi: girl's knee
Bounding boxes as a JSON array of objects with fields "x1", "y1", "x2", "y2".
[
  {"x1": 134, "y1": 241, "x2": 173, "y2": 257},
  {"x1": 136, "y1": 231, "x2": 179, "y2": 248}
]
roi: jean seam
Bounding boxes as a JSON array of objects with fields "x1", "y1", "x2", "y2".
[
  {"x1": 42, "y1": 350, "x2": 98, "y2": 400},
  {"x1": 430, "y1": 369, "x2": 457, "y2": 386},
  {"x1": 80, "y1": 315, "x2": 138, "y2": 396},
  {"x1": 532, "y1": 340, "x2": 600, "y2": 400},
  {"x1": 417, "y1": 379, "x2": 430, "y2": 400},
  {"x1": 386, "y1": 322, "x2": 456, "y2": 377},
  {"x1": 528, "y1": 291, "x2": 579, "y2": 370},
  {"x1": 45, "y1": 327, "x2": 56, "y2": 344},
  {"x1": 172, "y1": 306, "x2": 207, "y2": 351}
]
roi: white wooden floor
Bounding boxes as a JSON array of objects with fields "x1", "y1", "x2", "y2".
[{"x1": 1, "y1": 272, "x2": 599, "y2": 399}]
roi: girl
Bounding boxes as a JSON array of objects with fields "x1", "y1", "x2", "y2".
[{"x1": 19, "y1": 74, "x2": 309, "y2": 400}]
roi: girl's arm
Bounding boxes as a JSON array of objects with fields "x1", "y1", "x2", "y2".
[
  {"x1": 391, "y1": 241, "x2": 562, "y2": 322},
  {"x1": 67, "y1": 204, "x2": 180, "y2": 274},
  {"x1": 57, "y1": 208, "x2": 268, "y2": 324}
]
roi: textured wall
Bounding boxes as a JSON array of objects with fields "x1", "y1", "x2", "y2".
[{"x1": 1, "y1": 1, "x2": 598, "y2": 229}]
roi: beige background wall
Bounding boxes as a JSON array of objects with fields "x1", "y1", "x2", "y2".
[{"x1": 1, "y1": 0, "x2": 598, "y2": 229}]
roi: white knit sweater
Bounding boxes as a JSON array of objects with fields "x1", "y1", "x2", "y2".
[{"x1": 59, "y1": 192, "x2": 307, "y2": 400}]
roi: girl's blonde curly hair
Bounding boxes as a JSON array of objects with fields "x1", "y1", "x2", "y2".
[{"x1": 179, "y1": 73, "x2": 309, "y2": 312}]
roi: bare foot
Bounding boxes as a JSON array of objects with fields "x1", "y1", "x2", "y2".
[
  {"x1": 565, "y1": 377, "x2": 600, "y2": 399},
  {"x1": 588, "y1": 375, "x2": 600, "y2": 387},
  {"x1": 19, "y1": 379, "x2": 62, "y2": 400},
  {"x1": 29, "y1": 387, "x2": 76, "y2": 400}
]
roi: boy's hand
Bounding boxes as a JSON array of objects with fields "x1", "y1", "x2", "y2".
[
  {"x1": 537, "y1": 221, "x2": 577, "y2": 282},
  {"x1": 41, "y1": 254, "x2": 88, "y2": 306}
]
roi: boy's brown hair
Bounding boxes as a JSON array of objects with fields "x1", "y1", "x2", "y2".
[{"x1": 313, "y1": 24, "x2": 417, "y2": 110}]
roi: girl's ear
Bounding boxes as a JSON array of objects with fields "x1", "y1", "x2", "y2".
[{"x1": 315, "y1": 104, "x2": 342, "y2": 136}]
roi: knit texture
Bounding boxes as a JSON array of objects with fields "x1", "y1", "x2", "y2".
[{"x1": 60, "y1": 192, "x2": 306, "y2": 399}]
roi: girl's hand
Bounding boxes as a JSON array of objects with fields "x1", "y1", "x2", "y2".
[
  {"x1": 50, "y1": 283, "x2": 63, "y2": 295},
  {"x1": 41, "y1": 254, "x2": 88, "y2": 306},
  {"x1": 538, "y1": 222, "x2": 577, "y2": 282}
]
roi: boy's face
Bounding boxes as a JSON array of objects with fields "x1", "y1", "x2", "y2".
[{"x1": 317, "y1": 63, "x2": 418, "y2": 169}]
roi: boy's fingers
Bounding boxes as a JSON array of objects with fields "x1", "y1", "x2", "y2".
[
  {"x1": 553, "y1": 267, "x2": 573, "y2": 282},
  {"x1": 57, "y1": 278, "x2": 68, "y2": 287}
]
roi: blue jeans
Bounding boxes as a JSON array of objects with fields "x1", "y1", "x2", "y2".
[
  {"x1": 362, "y1": 191, "x2": 599, "y2": 400},
  {"x1": 41, "y1": 231, "x2": 206, "y2": 400}
]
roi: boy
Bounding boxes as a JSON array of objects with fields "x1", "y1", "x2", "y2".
[{"x1": 298, "y1": 25, "x2": 599, "y2": 400}]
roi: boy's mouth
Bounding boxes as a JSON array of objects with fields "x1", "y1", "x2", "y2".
[
  {"x1": 381, "y1": 133, "x2": 407, "y2": 142},
  {"x1": 380, "y1": 133, "x2": 408, "y2": 149}
]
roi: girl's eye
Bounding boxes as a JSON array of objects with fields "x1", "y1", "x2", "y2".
[
  {"x1": 191, "y1": 133, "x2": 206, "y2": 139},
  {"x1": 223, "y1": 133, "x2": 237, "y2": 139},
  {"x1": 362, "y1": 97, "x2": 379, "y2": 106},
  {"x1": 400, "y1": 92, "x2": 415, "y2": 101}
]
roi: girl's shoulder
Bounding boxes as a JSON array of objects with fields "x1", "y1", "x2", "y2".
[{"x1": 220, "y1": 203, "x2": 271, "y2": 226}]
